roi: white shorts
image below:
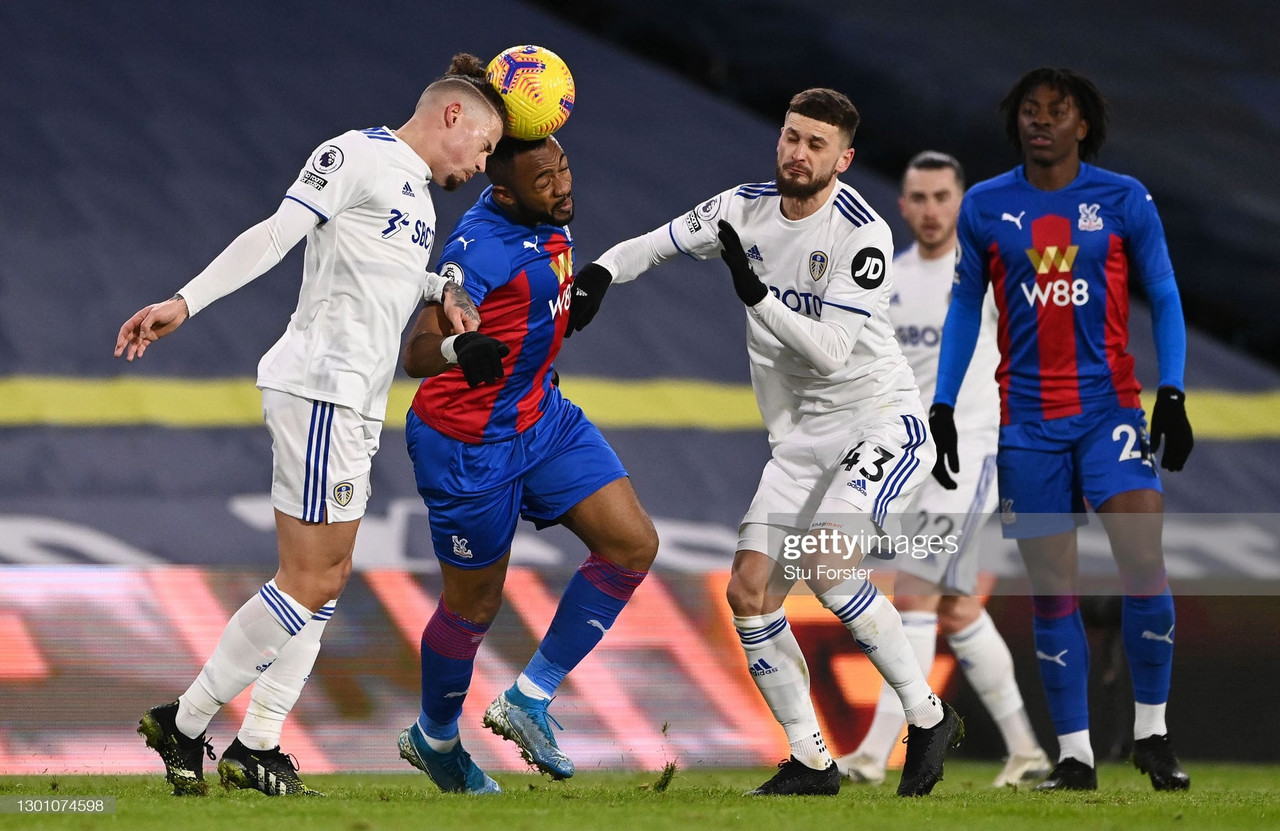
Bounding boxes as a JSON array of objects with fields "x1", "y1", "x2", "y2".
[
  {"x1": 738, "y1": 412, "x2": 936, "y2": 562},
  {"x1": 262, "y1": 388, "x2": 382, "y2": 523},
  {"x1": 896, "y1": 451, "x2": 998, "y2": 595}
]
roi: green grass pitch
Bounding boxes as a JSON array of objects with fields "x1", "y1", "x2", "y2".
[{"x1": 2, "y1": 763, "x2": 1276, "y2": 831}]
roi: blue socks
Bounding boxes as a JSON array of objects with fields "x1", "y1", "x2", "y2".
[
  {"x1": 1031, "y1": 595, "x2": 1091, "y2": 735},
  {"x1": 418, "y1": 601, "x2": 490, "y2": 741},
  {"x1": 521, "y1": 552, "x2": 647, "y2": 697},
  {"x1": 1122, "y1": 588, "x2": 1175, "y2": 705},
  {"x1": 1033, "y1": 586, "x2": 1176, "y2": 740}
]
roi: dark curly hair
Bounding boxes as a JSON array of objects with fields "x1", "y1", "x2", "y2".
[
  {"x1": 999, "y1": 67, "x2": 1108, "y2": 161},
  {"x1": 486, "y1": 136, "x2": 549, "y2": 186}
]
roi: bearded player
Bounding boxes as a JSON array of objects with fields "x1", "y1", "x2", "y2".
[{"x1": 570, "y1": 89, "x2": 963, "y2": 798}]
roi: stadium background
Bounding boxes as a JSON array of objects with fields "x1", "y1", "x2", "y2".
[{"x1": 1, "y1": 0, "x2": 1277, "y2": 776}]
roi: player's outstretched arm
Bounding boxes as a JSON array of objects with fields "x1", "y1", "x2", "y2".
[
  {"x1": 113, "y1": 295, "x2": 190, "y2": 361},
  {"x1": 114, "y1": 199, "x2": 317, "y2": 362},
  {"x1": 564, "y1": 263, "x2": 612, "y2": 338}
]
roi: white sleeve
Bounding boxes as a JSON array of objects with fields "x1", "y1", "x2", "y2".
[
  {"x1": 176, "y1": 197, "x2": 317, "y2": 316},
  {"x1": 594, "y1": 225, "x2": 680, "y2": 284},
  {"x1": 750, "y1": 296, "x2": 868, "y2": 376},
  {"x1": 748, "y1": 219, "x2": 894, "y2": 376},
  {"x1": 595, "y1": 187, "x2": 735, "y2": 283},
  {"x1": 422, "y1": 270, "x2": 447, "y2": 305}
]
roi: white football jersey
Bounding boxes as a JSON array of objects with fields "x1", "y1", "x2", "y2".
[
  {"x1": 626, "y1": 181, "x2": 922, "y2": 443},
  {"x1": 890, "y1": 243, "x2": 1000, "y2": 439},
  {"x1": 257, "y1": 127, "x2": 436, "y2": 419}
]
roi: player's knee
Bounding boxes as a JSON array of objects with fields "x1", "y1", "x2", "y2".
[
  {"x1": 1114, "y1": 552, "x2": 1169, "y2": 596},
  {"x1": 1114, "y1": 546, "x2": 1166, "y2": 576},
  {"x1": 449, "y1": 591, "x2": 504, "y2": 626},
  {"x1": 725, "y1": 572, "x2": 773, "y2": 617},
  {"x1": 313, "y1": 560, "x2": 353, "y2": 606},
  {"x1": 276, "y1": 560, "x2": 352, "y2": 610},
  {"x1": 627, "y1": 518, "x2": 660, "y2": 570},
  {"x1": 937, "y1": 596, "x2": 981, "y2": 635},
  {"x1": 597, "y1": 517, "x2": 659, "y2": 573},
  {"x1": 893, "y1": 592, "x2": 938, "y2": 614}
]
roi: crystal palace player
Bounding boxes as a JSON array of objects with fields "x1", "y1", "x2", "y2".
[
  {"x1": 570, "y1": 88, "x2": 962, "y2": 798},
  {"x1": 838, "y1": 152, "x2": 1050, "y2": 789},
  {"x1": 396, "y1": 135, "x2": 658, "y2": 794},
  {"x1": 931, "y1": 68, "x2": 1194, "y2": 791}
]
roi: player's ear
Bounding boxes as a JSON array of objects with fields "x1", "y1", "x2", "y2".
[
  {"x1": 836, "y1": 146, "x2": 855, "y2": 174},
  {"x1": 1076, "y1": 118, "x2": 1089, "y2": 142},
  {"x1": 443, "y1": 100, "x2": 464, "y2": 128},
  {"x1": 490, "y1": 183, "x2": 517, "y2": 210}
]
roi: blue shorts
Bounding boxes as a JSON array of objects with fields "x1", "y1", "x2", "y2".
[
  {"x1": 997, "y1": 407, "x2": 1161, "y2": 539},
  {"x1": 406, "y1": 398, "x2": 628, "y2": 569}
]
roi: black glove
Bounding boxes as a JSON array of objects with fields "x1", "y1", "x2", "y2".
[
  {"x1": 452, "y1": 332, "x2": 510, "y2": 388},
  {"x1": 1150, "y1": 386, "x2": 1193, "y2": 471},
  {"x1": 928, "y1": 403, "x2": 959, "y2": 490},
  {"x1": 564, "y1": 262, "x2": 612, "y2": 338},
  {"x1": 717, "y1": 220, "x2": 768, "y2": 306}
]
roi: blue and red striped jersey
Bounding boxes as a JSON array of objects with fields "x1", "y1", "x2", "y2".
[
  {"x1": 953, "y1": 163, "x2": 1175, "y2": 424},
  {"x1": 411, "y1": 188, "x2": 575, "y2": 443}
]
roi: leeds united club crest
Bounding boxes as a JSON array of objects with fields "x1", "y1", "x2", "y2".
[{"x1": 808, "y1": 251, "x2": 828, "y2": 281}]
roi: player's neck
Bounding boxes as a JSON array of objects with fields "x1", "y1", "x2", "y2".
[
  {"x1": 916, "y1": 238, "x2": 956, "y2": 262},
  {"x1": 393, "y1": 118, "x2": 433, "y2": 168},
  {"x1": 779, "y1": 179, "x2": 837, "y2": 221},
  {"x1": 1024, "y1": 156, "x2": 1082, "y2": 192}
]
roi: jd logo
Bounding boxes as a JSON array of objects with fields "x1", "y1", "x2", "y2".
[{"x1": 851, "y1": 247, "x2": 886, "y2": 290}]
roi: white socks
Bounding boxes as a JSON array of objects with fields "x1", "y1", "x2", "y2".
[
  {"x1": 856, "y1": 610, "x2": 937, "y2": 764},
  {"x1": 948, "y1": 610, "x2": 1041, "y2": 756},
  {"x1": 1134, "y1": 702, "x2": 1168, "y2": 741},
  {"x1": 516, "y1": 672, "x2": 554, "y2": 702},
  {"x1": 819, "y1": 585, "x2": 942, "y2": 728},
  {"x1": 734, "y1": 609, "x2": 832, "y2": 770},
  {"x1": 1057, "y1": 729, "x2": 1095, "y2": 767},
  {"x1": 238, "y1": 601, "x2": 336, "y2": 750},
  {"x1": 175, "y1": 580, "x2": 313, "y2": 739}
]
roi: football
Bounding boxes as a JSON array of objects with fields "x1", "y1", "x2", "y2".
[{"x1": 485, "y1": 45, "x2": 575, "y2": 140}]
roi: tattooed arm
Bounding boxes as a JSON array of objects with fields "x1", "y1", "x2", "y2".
[{"x1": 439, "y1": 279, "x2": 481, "y2": 335}]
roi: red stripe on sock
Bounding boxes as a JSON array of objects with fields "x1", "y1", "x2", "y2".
[
  {"x1": 1032, "y1": 594, "x2": 1079, "y2": 620},
  {"x1": 421, "y1": 601, "x2": 489, "y2": 661},
  {"x1": 579, "y1": 552, "x2": 648, "y2": 602}
]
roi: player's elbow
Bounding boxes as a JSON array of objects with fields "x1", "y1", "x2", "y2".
[
  {"x1": 810, "y1": 352, "x2": 847, "y2": 377},
  {"x1": 402, "y1": 335, "x2": 445, "y2": 378},
  {"x1": 809, "y1": 337, "x2": 853, "y2": 377}
]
